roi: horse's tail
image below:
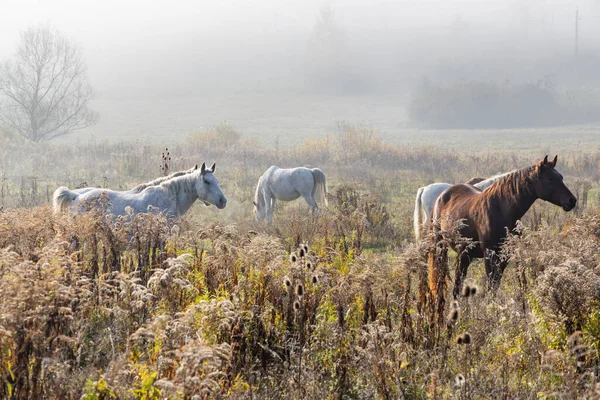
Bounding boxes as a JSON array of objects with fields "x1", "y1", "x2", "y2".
[
  {"x1": 311, "y1": 168, "x2": 328, "y2": 207},
  {"x1": 53, "y1": 187, "x2": 78, "y2": 214},
  {"x1": 414, "y1": 187, "x2": 424, "y2": 242}
]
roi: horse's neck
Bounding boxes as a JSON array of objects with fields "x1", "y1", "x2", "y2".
[
  {"x1": 176, "y1": 190, "x2": 198, "y2": 215},
  {"x1": 165, "y1": 174, "x2": 198, "y2": 216},
  {"x1": 488, "y1": 171, "x2": 537, "y2": 223}
]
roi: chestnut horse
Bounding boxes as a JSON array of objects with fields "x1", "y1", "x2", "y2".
[{"x1": 429, "y1": 156, "x2": 576, "y2": 298}]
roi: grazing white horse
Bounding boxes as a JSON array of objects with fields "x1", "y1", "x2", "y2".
[
  {"x1": 53, "y1": 162, "x2": 226, "y2": 217},
  {"x1": 70, "y1": 164, "x2": 199, "y2": 197},
  {"x1": 253, "y1": 166, "x2": 328, "y2": 223},
  {"x1": 413, "y1": 171, "x2": 513, "y2": 241}
]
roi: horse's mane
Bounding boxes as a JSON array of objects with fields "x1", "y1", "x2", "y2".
[
  {"x1": 160, "y1": 170, "x2": 199, "y2": 196},
  {"x1": 483, "y1": 166, "x2": 536, "y2": 200},
  {"x1": 131, "y1": 167, "x2": 196, "y2": 192},
  {"x1": 474, "y1": 170, "x2": 516, "y2": 190}
]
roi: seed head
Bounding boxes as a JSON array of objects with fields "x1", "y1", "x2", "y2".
[
  {"x1": 462, "y1": 284, "x2": 471, "y2": 298},
  {"x1": 293, "y1": 301, "x2": 301, "y2": 312},
  {"x1": 448, "y1": 308, "x2": 459, "y2": 322},
  {"x1": 306, "y1": 261, "x2": 313, "y2": 270},
  {"x1": 303, "y1": 244, "x2": 309, "y2": 253},
  {"x1": 298, "y1": 248, "x2": 305, "y2": 258},
  {"x1": 290, "y1": 254, "x2": 297, "y2": 263},
  {"x1": 296, "y1": 283, "x2": 304, "y2": 297},
  {"x1": 462, "y1": 333, "x2": 471, "y2": 344},
  {"x1": 470, "y1": 285, "x2": 478, "y2": 296},
  {"x1": 284, "y1": 277, "x2": 292, "y2": 290},
  {"x1": 454, "y1": 374, "x2": 466, "y2": 387},
  {"x1": 456, "y1": 336, "x2": 463, "y2": 345},
  {"x1": 312, "y1": 275, "x2": 319, "y2": 285}
]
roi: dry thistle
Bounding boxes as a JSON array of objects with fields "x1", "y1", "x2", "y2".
[
  {"x1": 448, "y1": 308, "x2": 459, "y2": 323},
  {"x1": 284, "y1": 277, "x2": 292, "y2": 291},
  {"x1": 293, "y1": 301, "x2": 301, "y2": 312},
  {"x1": 456, "y1": 332, "x2": 471, "y2": 345},
  {"x1": 306, "y1": 260, "x2": 313, "y2": 270},
  {"x1": 290, "y1": 254, "x2": 297, "y2": 263},
  {"x1": 312, "y1": 275, "x2": 319, "y2": 285},
  {"x1": 296, "y1": 283, "x2": 304, "y2": 298},
  {"x1": 454, "y1": 374, "x2": 466, "y2": 387},
  {"x1": 462, "y1": 333, "x2": 471, "y2": 344},
  {"x1": 303, "y1": 244, "x2": 309, "y2": 253},
  {"x1": 448, "y1": 300, "x2": 459, "y2": 323},
  {"x1": 470, "y1": 285, "x2": 478, "y2": 296},
  {"x1": 462, "y1": 284, "x2": 471, "y2": 298},
  {"x1": 298, "y1": 247, "x2": 305, "y2": 258}
]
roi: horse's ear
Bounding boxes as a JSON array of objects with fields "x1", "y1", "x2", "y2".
[
  {"x1": 543, "y1": 155, "x2": 549, "y2": 165},
  {"x1": 210, "y1": 163, "x2": 216, "y2": 172},
  {"x1": 551, "y1": 155, "x2": 558, "y2": 167},
  {"x1": 194, "y1": 164, "x2": 199, "y2": 170},
  {"x1": 200, "y1": 162, "x2": 206, "y2": 174}
]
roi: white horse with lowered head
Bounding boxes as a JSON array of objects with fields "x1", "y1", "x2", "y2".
[
  {"x1": 253, "y1": 166, "x2": 328, "y2": 223},
  {"x1": 53, "y1": 162, "x2": 226, "y2": 217},
  {"x1": 413, "y1": 171, "x2": 514, "y2": 241}
]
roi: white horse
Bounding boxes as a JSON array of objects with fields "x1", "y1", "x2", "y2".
[
  {"x1": 253, "y1": 166, "x2": 328, "y2": 223},
  {"x1": 70, "y1": 164, "x2": 199, "y2": 197},
  {"x1": 413, "y1": 171, "x2": 513, "y2": 241},
  {"x1": 53, "y1": 162, "x2": 226, "y2": 217}
]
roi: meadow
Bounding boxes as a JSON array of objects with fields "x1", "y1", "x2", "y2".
[{"x1": 2, "y1": 121, "x2": 600, "y2": 399}]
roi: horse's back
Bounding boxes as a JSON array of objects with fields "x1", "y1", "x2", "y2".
[
  {"x1": 71, "y1": 187, "x2": 165, "y2": 215},
  {"x1": 263, "y1": 166, "x2": 319, "y2": 202},
  {"x1": 438, "y1": 184, "x2": 482, "y2": 208},
  {"x1": 435, "y1": 184, "x2": 483, "y2": 225}
]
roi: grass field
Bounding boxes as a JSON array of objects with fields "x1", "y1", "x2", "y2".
[{"x1": 2, "y1": 119, "x2": 600, "y2": 398}]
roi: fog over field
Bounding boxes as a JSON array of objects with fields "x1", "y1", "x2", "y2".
[{"x1": 2, "y1": 0, "x2": 600, "y2": 143}]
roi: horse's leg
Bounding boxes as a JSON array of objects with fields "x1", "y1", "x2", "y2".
[
  {"x1": 453, "y1": 251, "x2": 471, "y2": 299},
  {"x1": 484, "y1": 247, "x2": 504, "y2": 293},
  {"x1": 302, "y1": 193, "x2": 318, "y2": 218}
]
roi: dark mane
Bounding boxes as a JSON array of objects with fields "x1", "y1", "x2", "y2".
[{"x1": 483, "y1": 166, "x2": 536, "y2": 201}]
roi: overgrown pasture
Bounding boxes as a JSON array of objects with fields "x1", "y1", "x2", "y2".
[{"x1": 2, "y1": 123, "x2": 600, "y2": 398}]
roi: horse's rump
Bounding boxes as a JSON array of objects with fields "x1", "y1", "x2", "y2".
[{"x1": 53, "y1": 187, "x2": 79, "y2": 213}]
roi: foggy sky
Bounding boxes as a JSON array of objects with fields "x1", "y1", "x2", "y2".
[
  {"x1": 3, "y1": 0, "x2": 598, "y2": 96},
  {"x1": 2, "y1": 0, "x2": 600, "y2": 141}
]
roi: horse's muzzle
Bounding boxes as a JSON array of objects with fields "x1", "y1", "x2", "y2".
[
  {"x1": 563, "y1": 197, "x2": 577, "y2": 211},
  {"x1": 216, "y1": 197, "x2": 227, "y2": 209}
]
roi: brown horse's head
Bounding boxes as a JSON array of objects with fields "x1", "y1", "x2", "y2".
[{"x1": 532, "y1": 155, "x2": 577, "y2": 211}]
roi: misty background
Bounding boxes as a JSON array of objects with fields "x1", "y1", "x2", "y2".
[{"x1": 2, "y1": 0, "x2": 600, "y2": 144}]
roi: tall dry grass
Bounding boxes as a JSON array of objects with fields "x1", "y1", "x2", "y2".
[{"x1": 0, "y1": 123, "x2": 600, "y2": 398}]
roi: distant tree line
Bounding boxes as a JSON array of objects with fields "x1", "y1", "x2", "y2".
[{"x1": 408, "y1": 79, "x2": 600, "y2": 129}]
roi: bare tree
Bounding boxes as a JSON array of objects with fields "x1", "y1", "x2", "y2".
[{"x1": 0, "y1": 25, "x2": 97, "y2": 142}]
